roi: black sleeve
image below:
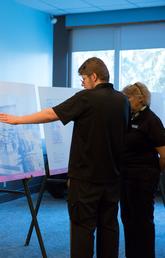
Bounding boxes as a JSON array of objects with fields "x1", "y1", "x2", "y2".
[
  {"x1": 148, "y1": 115, "x2": 165, "y2": 147},
  {"x1": 127, "y1": 103, "x2": 132, "y2": 132},
  {"x1": 52, "y1": 90, "x2": 89, "y2": 125}
]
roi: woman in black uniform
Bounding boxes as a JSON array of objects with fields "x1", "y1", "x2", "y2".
[{"x1": 120, "y1": 82, "x2": 165, "y2": 258}]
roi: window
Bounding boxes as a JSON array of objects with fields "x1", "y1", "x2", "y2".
[
  {"x1": 119, "y1": 48, "x2": 165, "y2": 125},
  {"x1": 71, "y1": 50, "x2": 114, "y2": 88}
]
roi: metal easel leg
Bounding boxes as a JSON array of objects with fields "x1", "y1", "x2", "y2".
[
  {"x1": 25, "y1": 176, "x2": 47, "y2": 246},
  {"x1": 22, "y1": 178, "x2": 47, "y2": 258}
]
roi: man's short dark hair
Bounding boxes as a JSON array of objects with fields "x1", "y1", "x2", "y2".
[{"x1": 78, "y1": 57, "x2": 110, "y2": 82}]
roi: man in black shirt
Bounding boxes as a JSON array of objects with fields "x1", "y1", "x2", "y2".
[{"x1": 0, "y1": 57, "x2": 130, "y2": 258}]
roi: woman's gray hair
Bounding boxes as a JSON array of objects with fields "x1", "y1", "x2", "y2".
[{"x1": 122, "y1": 82, "x2": 151, "y2": 106}]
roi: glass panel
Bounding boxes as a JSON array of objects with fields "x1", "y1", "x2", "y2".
[
  {"x1": 119, "y1": 48, "x2": 165, "y2": 92},
  {"x1": 71, "y1": 50, "x2": 114, "y2": 89},
  {"x1": 119, "y1": 48, "x2": 165, "y2": 125}
]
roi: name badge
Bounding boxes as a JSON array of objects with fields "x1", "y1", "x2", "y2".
[{"x1": 132, "y1": 124, "x2": 138, "y2": 129}]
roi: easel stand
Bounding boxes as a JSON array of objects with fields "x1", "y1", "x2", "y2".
[
  {"x1": 0, "y1": 177, "x2": 47, "y2": 258},
  {"x1": 22, "y1": 178, "x2": 48, "y2": 258},
  {"x1": 25, "y1": 176, "x2": 67, "y2": 246},
  {"x1": 25, "y1": 176, "x2": 47, "y2": 246}
]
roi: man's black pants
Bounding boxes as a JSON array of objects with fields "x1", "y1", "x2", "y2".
[{"x1": 67, "y1": 178, "x2": 120, "y2": 258}]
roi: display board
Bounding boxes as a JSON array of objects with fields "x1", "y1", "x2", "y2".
[
  {"x1": 39, "y1": 87, "x2": 79, "y2": 175},
  {"x1": 0, "y1": 82, "x2": 45, "y2": 182}
]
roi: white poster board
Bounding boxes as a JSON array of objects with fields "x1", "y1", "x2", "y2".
[
  {"x1": 0, "y1": 81, "x2": 45, "y2": 182},
  {"x1": 39, "y1": 87, "x2": 79, "y2": 176}
]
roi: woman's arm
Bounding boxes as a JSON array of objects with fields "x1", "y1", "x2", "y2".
[
  {"x1": 156, "y1": 146, "x2": 165, "y2": 172},
  {"x1": 0, "y1": 108, "x2": 59, "y2": 125}
]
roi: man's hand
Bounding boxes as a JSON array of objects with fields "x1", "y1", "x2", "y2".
[{"x1": 0, "y1": 113, "x2": 20, "y2": 124}]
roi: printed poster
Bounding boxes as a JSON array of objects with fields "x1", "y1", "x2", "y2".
[
  {"x1": 0, "y1": 81, "x2": 45, "y2": 182},
  {"x1": 39, "y1": 87, "x2": 79, "y2": 175}
]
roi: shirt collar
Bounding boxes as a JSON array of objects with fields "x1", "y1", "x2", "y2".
[
  {"x1": 131, "y1": 105, "x2": 147, "y2": 120},
  {"x1": 95, "y1": 83, "x2": 114, "y2": 89}
]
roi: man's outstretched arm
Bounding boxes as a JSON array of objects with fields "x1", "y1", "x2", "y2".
[{"x1": 0, "y1": 108, "x2": 59, "y2": 125}]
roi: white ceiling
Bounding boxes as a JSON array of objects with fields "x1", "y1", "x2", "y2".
[{"x1": 16, "y1": 0, "x2": 165, "y2": 16}]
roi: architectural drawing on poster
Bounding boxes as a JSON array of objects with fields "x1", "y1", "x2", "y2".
[
  {"x1": 39, "y1": 87, "x2": 79, "y2": 176},
  {"x1": 0, "y1": 82, "x2": 45, "y2": 182}
]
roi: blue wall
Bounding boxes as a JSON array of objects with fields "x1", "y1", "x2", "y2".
[{"x1": 0, "y1": 0, "x2": 53, "y2": 87}]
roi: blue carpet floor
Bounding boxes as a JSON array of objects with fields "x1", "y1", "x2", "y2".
[{"x1": 0, "y1": 191, "x2": 164, "y2": 258}]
